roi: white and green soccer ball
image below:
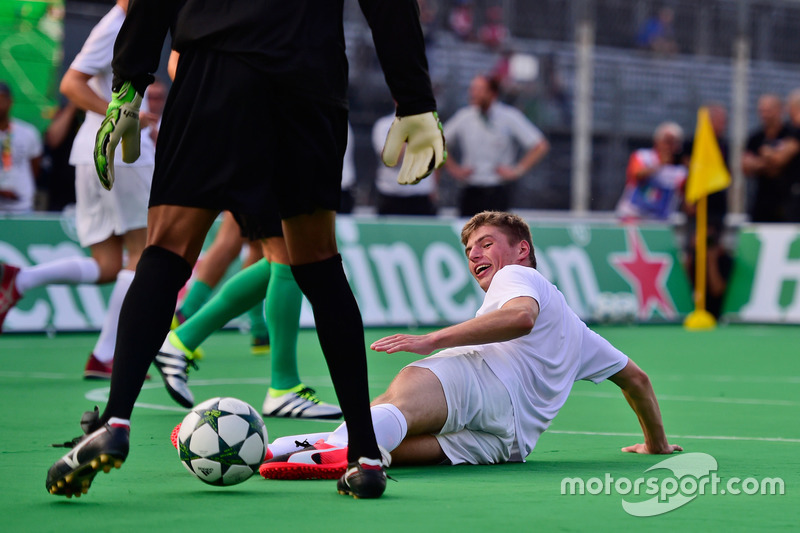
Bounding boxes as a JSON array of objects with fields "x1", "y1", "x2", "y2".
[{"x1": 178, "y1": 397, "x2": 268, "y2": 486}]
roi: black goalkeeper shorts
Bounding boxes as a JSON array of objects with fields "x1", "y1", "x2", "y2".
[
  {"x1": 149, "y1": 48, "x2": 346, "y2": 220},
  {"x1": 231, "y1": 211, "x2": 282, "y2": 241}
]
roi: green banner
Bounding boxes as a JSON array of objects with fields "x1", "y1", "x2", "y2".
[
  {"x1": 723, "y1": 225, "x2": 800, "y2": 323},
  {"x1": 0, "y1": 0, "x2": 64, "y2": 132},
  {"x1": 319, "y1": 218, "x2": 693, "y2": 329},
  {"x1": 0, "y1": 214, "x2": 694, "y2": 333},
  {"x1": 0, "y1": 213, "x2": 232, "y2": 332}
]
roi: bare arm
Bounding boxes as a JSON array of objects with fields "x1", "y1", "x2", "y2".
[
  {"x1": 608, "y1": 359, "x2": 683, "y2": 454},
  {"x1": 44, "y1": 102, "x2": 79, "y2": 148},
  {"x1": 371, "y1": 296, "x2": 539, "y2": 355},
  {"x1": 61, "y1": 67, "x2": 158, "y2": 128},
  {"x1": 444, "y1": 154, "x2": 473, "y2": 181},
  {"x1": 741, "y1": 150, "x2": 766, "y2": 177},
  {"x1": 761, "y1": 138, "x2": 800, "y2": 174},
  {"x1": 167, "y1": 50, "x2": 180, "y2": 82},
  {"x1": 497, "y1": 139, "x2": 550, "y2": 181},
  {"x1": 60, "y1": 69, "x2": 108, "y2": 116}
]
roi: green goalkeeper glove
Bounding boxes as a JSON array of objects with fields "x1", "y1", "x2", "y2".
[
  {"x1": 381, "y1": 111, "x2": 447, "y2": 185},
  {"x1": 94, "y1": 81, "x2": 143, "y2": 191}
]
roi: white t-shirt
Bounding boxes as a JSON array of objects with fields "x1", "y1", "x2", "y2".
[
  {"x1": 68, "y1": 5, "x2": 155, "y2": 167},
  {"x1": 443, "y1": 102, "x2": 544, "y2": 187},
  {"x1": 0, "y1": 119, "x2": 44, "y2": 213},
  {"x1": 371, "y1": 113, "x2": 435, "y2": 196},
  {"x1": 472, "y1": 264, "x2": 628, "y2": 458}
]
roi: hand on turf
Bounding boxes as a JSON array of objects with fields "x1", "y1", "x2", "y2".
[
  {"x1": 382, "y1": 111, "x2": 446, "y2": 185},
  {"x1": 371, "y1": 333, "x2": 436, "y2": 356},
  {"x1": 622, "y1": 443, "x2": 683, "y2": 454},
  {"x1": 94, "y1": 80, "x2": 143, "y2": 190}
]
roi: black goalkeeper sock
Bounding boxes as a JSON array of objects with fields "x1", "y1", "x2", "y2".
[
  {"x1": 291, "y1": 255, "x2": 380, "y2": 463},
  {"x1": 102, "y1": 246, "x2": 192, "y2": 422}
]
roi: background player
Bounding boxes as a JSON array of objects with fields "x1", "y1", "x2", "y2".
[
  {"x1": 0, "y1": 0, "x2": 156, "y2": 380},
  {"x1": 46, "y1": 0, "x2": 445, "y2": 500}
]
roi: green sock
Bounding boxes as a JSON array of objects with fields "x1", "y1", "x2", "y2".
[
  {"x1": 179, "y1": 280, "x2": 213, "y2": 319},
  {"x1": 246, "y1": 300, "x2": 269, "y2": 339},
  {"x1": 176, "y1": 259, "x2": 271, "y2": 351},
  {"x1": 266, "y1": 262, "x2": 302, "y2": 390}
]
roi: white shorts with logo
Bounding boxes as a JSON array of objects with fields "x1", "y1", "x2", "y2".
[
  {"x1": 408, "y1": 349, "x2": 518, "y2": 466},
  {"x1": 74, "y1": 164, "x2": 152, "y2": 247}
]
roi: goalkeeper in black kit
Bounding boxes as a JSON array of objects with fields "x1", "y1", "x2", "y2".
[{"x1": 46, "y1": 0, "x2": 445, "y2": 500}]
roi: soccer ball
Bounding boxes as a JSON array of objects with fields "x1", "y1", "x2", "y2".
[{"x1": 177, "y1": 397, "x2": 268, "y2": 486}]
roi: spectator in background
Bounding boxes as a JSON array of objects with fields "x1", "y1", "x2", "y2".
[
  {"x1": 372, "y1": 112, "x2": 437, "y2": 215},
  {"x1": 477, "y1": 5, "x2": 508, "y2": 51},
  {"x1": 145, "y1": 78, "x2": 168, "y2": 145},
  {"x1": 39, "y1": 100, "x2": 82, "y2": 212},
  {"x1": 448, "y1": 0, "x2": 475, "y2": 42},
  {"x1": 616, "y1": 121, "x2": 687, "y2": 221},
  {"x1": 0, "y1": 81, "x2": 43, "y2": 214},
  {"x1": 418, "y1": 0, "x2": 440, "y2": 45},
  {"x1": 757, "y1": 89, "x2": 800, "y2": 222},
  {"x1": 0, "y1": 0, "x2": 157, "y2": 382},
  {"x1": 444, "y1": 74, "x2": 549, "y2": 216},
  {"x1": 636, "y1": 7, "x2": 679, "y2": 56},
  {"x1": 742, "y1": 93, "x2": 792, "y2": 222},
  {"x1": 681, "y1": 104, "x2": 733, "y2": 319},
  {"x1": 682, "y1": 104, "x2": 729, "y2": 236}
]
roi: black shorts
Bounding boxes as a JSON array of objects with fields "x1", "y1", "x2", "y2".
[
  {"x1": 231, "y1": 211, "x2": 283, "y2": 240},
  {"x1": 150, "y1": 48, "x2": 346, "y2": 219}
]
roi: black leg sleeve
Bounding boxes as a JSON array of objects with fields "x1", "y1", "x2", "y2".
[
  {"x1": 291, "y1": 255, "x2": 380, "y2": 462},
  {"x1": 102, "y1": 246, "x2": 192, "y2": 422}
]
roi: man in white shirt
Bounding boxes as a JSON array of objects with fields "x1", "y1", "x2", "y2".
[
  {"x1": 0, "y1": 82, "x2": 43, "y2": 214},
  {"x1": 259, "y1": 211, "x2": 682, "y2": 478},
  {"x1": 0, "y1": 0, "x2": 157, "y2": 380},
  {"x1": 372, "y1": 112, "x2": 437, "y2": 215},
  {"x1": 444, "y1": 75, "x2": 549, "y2": 216}
]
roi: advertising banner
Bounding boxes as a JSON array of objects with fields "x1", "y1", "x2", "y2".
[
  {"x1": 723, "y1": 225, "x2": 800, "y2": 323},
  {"x1": 0, "y1": 0, "x2": 64, "y2": 132},
  {"x1": 1, "y1": 215, "x2": 693, "y2": 333}
]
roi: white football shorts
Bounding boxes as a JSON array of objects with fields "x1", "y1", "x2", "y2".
[
  {"x1": 408, "y1": 349, "x2": 518, "y2": 465},
  {"x1": 74, "y1": 164, "x2": 152, "y2": 247}
]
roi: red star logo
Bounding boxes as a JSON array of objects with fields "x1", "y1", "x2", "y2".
[{"x1": 609, "y1": 227, "x2": 676, "y2": 319}]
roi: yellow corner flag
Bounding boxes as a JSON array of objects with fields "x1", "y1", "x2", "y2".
[
  {"x1": 684, "y1": 107, "x2": 731, "y2": 331},
  {"x1": 685, "y1": 107, "x2": 731, "y2": 204}
]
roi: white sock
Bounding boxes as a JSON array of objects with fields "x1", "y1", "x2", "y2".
[
  {"x1": 92, "y1": 269, "x2": 134, "y2": 363},
  {"x1": 268, "y1": 432, "x2": 333, "y2": 457},
  {"x1": 327, "y1": 403, "x2": 408, "y2": 453},
  {"x1": 107, "y1": 417, "x2": 130, "y2": 428},
  {"x1": 15, "y1": 257, "x2": 101, "y2": 295}
]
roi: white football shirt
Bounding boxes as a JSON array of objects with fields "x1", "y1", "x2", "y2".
[{"x1": 68, "y1": 5, "x2": 155, "y2": 167}]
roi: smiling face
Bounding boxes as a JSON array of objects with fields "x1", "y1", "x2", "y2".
[{"x1": 464, "y1": 224, "x2": 531, "y2": 291}]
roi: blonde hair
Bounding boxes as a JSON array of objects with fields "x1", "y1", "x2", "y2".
[
  {"x1": 460, "y1": 211, "x2": 537, "y2": 268},
  {"x1": 653, "y1": 121, "x2": 684, "y2": 143}
]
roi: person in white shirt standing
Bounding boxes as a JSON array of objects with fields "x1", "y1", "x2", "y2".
[
  {"x1": 260, "y1": 211, "x2": 682, "y2": 479},
  {"x1": 0, "y1": 0, "x2": 157, "y2": 380},
  {"x1": 0, "y1": 82, "x2": 43, "y2": 214},
  {"x1": 372, "y1": 112, "x2": 437, "y2": 215},
  {"x1": 444, "y1": 75, "x2": 549, "y2": 216}
]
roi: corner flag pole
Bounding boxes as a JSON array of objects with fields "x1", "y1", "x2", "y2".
[
  {"x1": 694, "y1": 195, "x2": 708, "y2": 314},
  {"x1": 684, "y1": 106, "x2": 729, "y2": 331},
  {"x1": 684, "y1": 192, "x2": 716, "y2": 330}
]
